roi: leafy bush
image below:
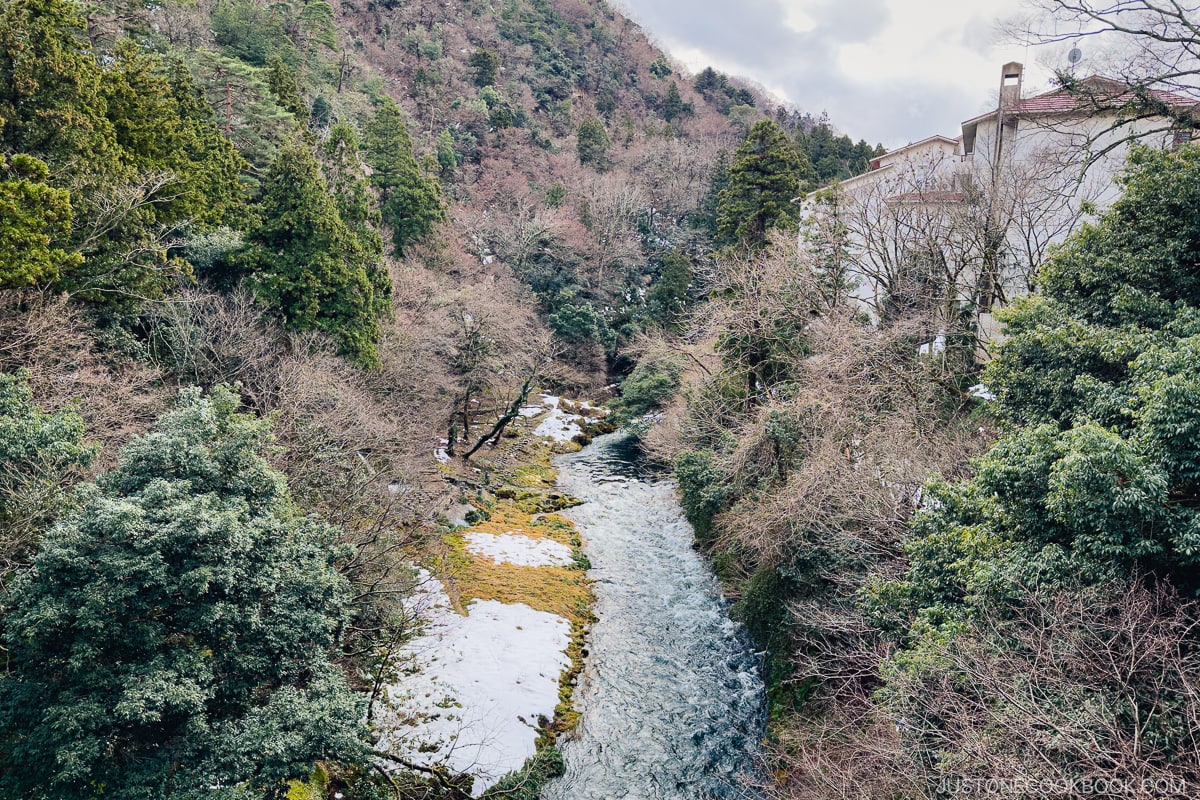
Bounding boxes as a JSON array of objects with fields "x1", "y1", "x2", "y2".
[
  {"x1": 617, "y1": 355, "x2": 683, "y2": 419},
  {"x1": 0, "y1": 369, "x2": 95, "y2": 581},
  {"x1": 674, "y1": 450, "x2": 732, "y2": 543},
  {"x1": 0, "y1": 386, "x2": 366, "y2": 797}
]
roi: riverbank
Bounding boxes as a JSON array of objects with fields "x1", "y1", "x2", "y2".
[{"x1": 379, "y1": 393, "x2": 612, "y2": 796}]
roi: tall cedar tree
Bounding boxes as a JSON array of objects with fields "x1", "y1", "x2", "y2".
[
  {"x1": 323, "y1": 120, "x2": 390, "y2": 317},
  {"x1": 244, "y1": 136, "x2": 386, "y2": 367},
  {"x1": 363, "y1": 98, "x2": 444, "y2": 256},
  {"x1": 265, "y1": 52, "x2": 307, "y2": 118},
  {"x1": 0, "y1": 152, "x2": 80, "y2": 288},
  {"x1": 0, "y1": 0, "x2": 246, "y2": 299},
  {"x1": 716, "y1": 119, "x2": 808, "y2": 248},
  {"x1": 0, "y1": 386, "x2": 365, "y2": 798}
]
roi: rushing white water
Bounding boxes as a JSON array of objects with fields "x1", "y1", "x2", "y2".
[{"x1": 542, "y1": 433, "x2": 766, "y2": 800}]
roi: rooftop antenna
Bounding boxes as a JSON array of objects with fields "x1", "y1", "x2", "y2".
[{"x1": 1067, "y1": 43, "x2": 1083, "y2": 75}]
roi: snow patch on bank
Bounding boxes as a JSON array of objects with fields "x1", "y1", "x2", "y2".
[
  {"x1": 465, "y1": 531, "x2": 575, "y2": 567},
  {"x1": 533, "y1": 395, "x2": 584, "y2": 443},
  {"x1": 381, "y1": 578, "x2": 571, "y2": 796}
]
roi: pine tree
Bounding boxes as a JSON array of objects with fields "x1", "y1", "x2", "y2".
[
  {"x1": 661, "y1": 81, "x2": 687, "y2": 122},
  {"x1": 576, "y1": 117, "x2": 611, "y2": 169},
  {"x1": 244, "y1": 137, "x2": 385, "y2": 366},
  {"x1": 363, "y1": 98, "x2": 445, "y2": 256},
  {"x1": 716, "y1": 119, "x2": 809, "y2": 248}
]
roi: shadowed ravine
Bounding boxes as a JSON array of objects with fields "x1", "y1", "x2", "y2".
[{"x1": 542, "y1": 433, "x2": 767, "y2": 800}]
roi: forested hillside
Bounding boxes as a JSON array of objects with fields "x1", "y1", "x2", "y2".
[
  {"x1": 0, "y1": 0, "x2": 884, "y2": 793},
  {"x1": 641, "y1": 98, "x2": 1200, "y2": 800}
]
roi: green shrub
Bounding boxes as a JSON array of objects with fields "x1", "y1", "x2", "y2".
[
  {"x1": 617, "y1": 356, "x2": 683, "y2": 419},
  {"x1": 674, "y1": 450, "x2": 732, "y2": 543},
  {"x1": 0, "y1": 386, "x2": 366, "y2": 796}
]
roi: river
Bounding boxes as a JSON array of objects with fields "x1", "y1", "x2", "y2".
[{"x1": 541, "y1": 433, "x2": 767, "y2": 800}]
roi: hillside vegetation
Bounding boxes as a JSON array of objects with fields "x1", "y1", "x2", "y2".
[
  {"x1": 646, "y1": 133, "x2": 1200, "y2": 798},
  {"x1": 0, "y1": 0, "x2": 884, "y2": 794}
]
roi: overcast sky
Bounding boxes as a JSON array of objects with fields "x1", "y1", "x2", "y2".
[{"x1": 613, "y1": 0, "x2": 1067, "y2": 148}]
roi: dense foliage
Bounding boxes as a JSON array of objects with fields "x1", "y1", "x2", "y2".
[
  {"x1": 0, "y1": 0, "x2": 248, "y2": 301},
  {"x1": 0, "y1": 370, "x2": 94, "y2": 581},
  {"x1": 243, "y1": 137, "x2": 388, "y2": 367},
  {"x1": 0, "y1": 386, "x2": 365, "y2": 798},
  {"x1": 662, "y1": 130, "x2": 1200, "y2": 796},
  {"x1": 892, "y1": 145, "x2": 1200, "y2": 615}
]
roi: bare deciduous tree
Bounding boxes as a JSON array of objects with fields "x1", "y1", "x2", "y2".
[{"x1": 1008, "y1": 1, "x2": 1200, "y2": 158}]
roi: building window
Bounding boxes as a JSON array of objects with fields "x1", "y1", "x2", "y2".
[{"x1": 1171, "y1": 126, "x2": 1195, "y2": 148}]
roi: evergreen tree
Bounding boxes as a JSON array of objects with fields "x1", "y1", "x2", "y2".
[
  {"x1": 244, "y1": 137, "x2": 386, "y2": 366},
  {"x1": 694, "y1": 66, "x2": 722, "y2": 95},
  {"x1": 161, "y1": 57, "x2": 249, "y2": 228},
  {"x1": 0, "y1": 0, "x2": 247, "y2": 301},
  {"x1": 468, "y1": 47, "x2": 500, "y2": 87},
  {"x1": 323, "y1": 120, "x2": 389, "y2": 318},
  {"x1": 691, "y1": 148, "x2": 730, "y2": 240},
  {"x1": 647, "y1": 248, "x2": 693, "y2": 328},
  {"x1": 716, "y1": 119, "x2": 809, "y2": 248},
  {"x1": 0, "y1": 386, "x2": 365, "y2": 798},
  {"x1": 0, "y1": 0, "x2": 117, "y2": 167},
  {"x1": 103, "y1": 43, "x2": 248, "y2": 228},
  {"x1": 265, "y1": 51, "x2": 307, "y2": 118},
  {"x1": 576, "y1": 117, "x2": 610, "y2": 169},
  {"x1": 661, "y1": 80, "x2": 687, "y2": 122},
  {"x1": 191, "y1": 50, "x2": 295, "y2": 166},
  {"x1": 363, "y1": 98, "x2": 445, "y2": 256},
  {"x1": 0, "y1": 152, "x2": 80, "y2": 289},
  {"x1": 436, "y1": 128, "x2": 458, "y2": 175}
]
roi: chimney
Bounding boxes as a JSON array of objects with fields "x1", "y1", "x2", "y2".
[{"x1": 999, "y1": 62, "x2": 1023, "y2": 110}]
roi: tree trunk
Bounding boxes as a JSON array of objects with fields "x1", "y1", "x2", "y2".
[{"x1": 464, "y1": 374, "x2": 537, "y2": 459}]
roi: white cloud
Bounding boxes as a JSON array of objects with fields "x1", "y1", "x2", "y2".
[{"x1": 614, "y1": 0, "x2": 1064, "y2": 147}]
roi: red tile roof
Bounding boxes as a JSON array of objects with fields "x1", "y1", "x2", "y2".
[{"x1": 962, "y1": 76, "x2": 1196, "y2": 125}]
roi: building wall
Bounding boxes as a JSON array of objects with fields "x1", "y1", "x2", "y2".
[{"x1": 824, "y1": 100, "x2": 1184, "y2": 356}]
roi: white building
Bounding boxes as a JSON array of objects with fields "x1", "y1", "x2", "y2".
[{"x1": 822, "y1": 62, "x2": 1196, "y2": 351}]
